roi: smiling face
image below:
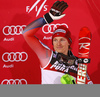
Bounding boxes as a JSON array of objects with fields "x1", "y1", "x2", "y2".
[{"x1": 53, "y1": 37, "x2": 70, "y2": 55}]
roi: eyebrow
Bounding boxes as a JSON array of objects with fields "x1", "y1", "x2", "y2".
[{"x1": 53, "y1": 37, "x2": 66, "y2": 40}]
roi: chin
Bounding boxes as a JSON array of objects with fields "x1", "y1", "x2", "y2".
[{"x1": 56, "y1": 50, "x2": 63, "y2": 53}]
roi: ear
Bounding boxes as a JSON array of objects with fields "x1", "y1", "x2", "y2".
[{"x1": 68, "y1": 42, "x2": 70, "y2": 46}]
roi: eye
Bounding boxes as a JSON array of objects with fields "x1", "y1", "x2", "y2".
[
  {"x1": 61, "y1": 39, "x2": 65, "y2": 41},
  {"x1": 53, "y1": 39, "x2": 57, "y2": 42}
]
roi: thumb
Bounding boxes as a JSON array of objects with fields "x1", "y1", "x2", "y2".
[
  {"x1": 49, "y1": 13, "x2": 66, "y2": 20},
  {"x1": 54, "y1": 14, "x2": 66, "y2": 20}
]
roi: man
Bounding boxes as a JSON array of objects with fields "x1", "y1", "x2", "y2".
[{"x1": 23, "y1": 1, "x2": 92, "y2": 84}]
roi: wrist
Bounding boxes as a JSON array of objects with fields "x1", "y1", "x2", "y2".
[{"x1": 43, "y1": 13, "x2": 54, "y2": 24}]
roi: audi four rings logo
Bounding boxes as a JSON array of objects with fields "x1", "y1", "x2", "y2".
[
  {"x1": 42, "y1": 23, "x2": 68, "y2": 34},
  {"x1": 3, "y1": 25, "x2": 26, "y2": 35},
  {"x1": 1, "y1": 79, "x2": 27, "y2": 84},
  {"x1": 2, "y1": 52, "x2": 28, "y2": 62}
]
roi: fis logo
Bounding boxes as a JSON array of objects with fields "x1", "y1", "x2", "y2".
[{"x1": 26, "y1": 0, "x2": 48, "y2": 17}]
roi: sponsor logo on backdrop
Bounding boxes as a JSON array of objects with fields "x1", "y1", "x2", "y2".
[
  {"x1": 42, "y1": 23, "x2": 68, "y2": 40},
  {"x1": 2, "y1": 52, "x2": 28, "y2": 69},
  {"x1": 3, "y1": 25, "x2": 26, "y2": 35},
  {"x1": 26, "y1": 0, "x2": 48, "y2": 17},
  {"x1": 3, "y1": 64, "x2": 14, "y2": 68},
  {"x1": 2, "y1": 52, "x2": 28, "y2": 62},
  {"x1": 1, "y1": 79, "x2": 27, "y2": 84},
  {"x1": 3, "y1": 25, "x2": 26, "y2": 41}
]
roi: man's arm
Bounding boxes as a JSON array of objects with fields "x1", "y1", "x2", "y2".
[
  {"x1": 23, "y1": 17, "x2": 48, "y2": 59},
  {"x1": 23, "y1": 0, "x2": 68, "y2": 59}
]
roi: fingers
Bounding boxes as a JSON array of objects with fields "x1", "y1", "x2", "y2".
[
  {"x1": 53, "y1": 1, "x2": 60, "y2": 8},
  {"x1": 61, "y1": 4, "x2": 68, "y2": 12},
  {"x1": 52, "y1": 1, "x2": 68, "y2": 13},
  {"x1": 59, "y1": 2, "x2": 68, "y2": 9},
  {"x1": 57, "y1": 1, "x2": 65, "y2": 8}
]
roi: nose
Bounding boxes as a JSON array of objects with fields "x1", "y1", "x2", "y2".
[{"x1": 57, "y1": 40, "x2": 61, "y2": 46}]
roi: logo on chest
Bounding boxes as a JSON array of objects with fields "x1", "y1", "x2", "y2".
[{"x1": 49, "y1": 61, "x2": 77, "y2": 73}]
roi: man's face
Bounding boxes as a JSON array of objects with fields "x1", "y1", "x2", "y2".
[{"x1": 53, "y1": 37, "x2": 69, "y2": 55}]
